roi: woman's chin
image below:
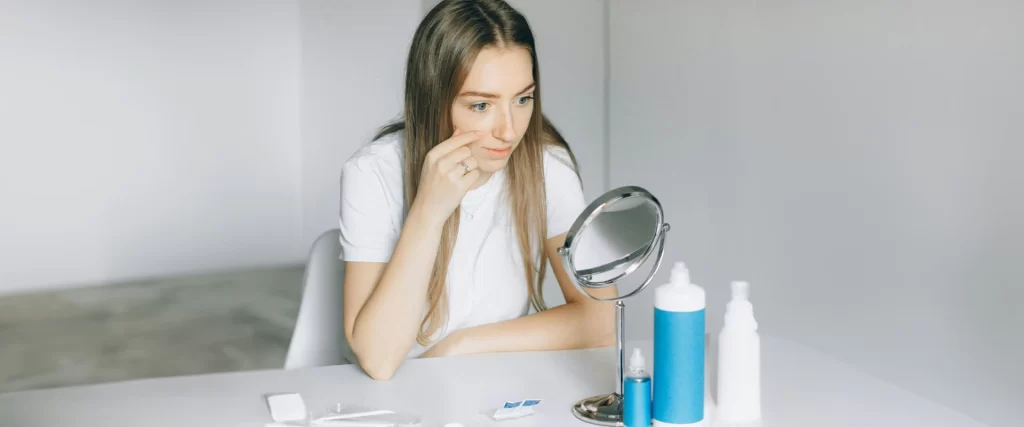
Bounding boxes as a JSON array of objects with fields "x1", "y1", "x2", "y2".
[{"x1": 478, "y1": 158, "x2": 511, "y2": 174}]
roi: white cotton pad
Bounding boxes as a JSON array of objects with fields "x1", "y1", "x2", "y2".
[{"x1": 265, "y1": 392, "x2": 308, "y2": 422}]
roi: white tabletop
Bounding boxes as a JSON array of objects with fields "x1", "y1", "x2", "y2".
[{"x1": 0, "y1": 335, "x2": 988, "y2": 427}]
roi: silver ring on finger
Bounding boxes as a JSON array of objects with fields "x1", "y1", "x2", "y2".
[{"x1": 458, "y1": 160, "x2": 469, "y2": 173}]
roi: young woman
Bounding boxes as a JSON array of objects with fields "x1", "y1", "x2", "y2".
[{"x1": 338, "y1": 0, "x2": 615, "y2": 380}]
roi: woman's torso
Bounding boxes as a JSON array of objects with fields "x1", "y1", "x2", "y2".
[{"x1": 339, "y1": 131, "x2": 534, "y2": 358}]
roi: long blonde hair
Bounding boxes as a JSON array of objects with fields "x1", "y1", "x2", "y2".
[{"x1": 374, "y1": 0, "x2": 580, "y2": 345}]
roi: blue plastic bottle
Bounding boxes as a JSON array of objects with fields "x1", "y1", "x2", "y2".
[
  {"x1": 624, "y1": 348, "x2": 652, "y2": 427},
  {"x1": 653, "y1": 262, "x2": 707, "y2": 426}
]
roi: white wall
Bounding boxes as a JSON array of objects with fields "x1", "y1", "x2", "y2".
[
  {"x1": 609, "y1": 1, "x2": 1023, "y2": 426},
  {"x1": 0, "y1": 0, "x2": 303, "y2": 294},
  {"x1": 0, "y1": 0, "x2": 607, "y2": 297},
  {"x1": 299, "y1": 0, "x2": 422, "y2": 246}
]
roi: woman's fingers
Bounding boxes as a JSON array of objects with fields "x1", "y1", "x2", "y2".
[
  {"x1": 447, "y1": 156, "x2": 479, "y2": 181},
  {"x1": 427, "y1": 130, "x2": 481, "y2": 164},
  {"x1": 459, "y1": 169, "x2": 481, "y2": 188},
  {"x1": 461, "y1": 156, "x2": 479, "y2": 171},
  {"x1": 437, "y1": 146, "x2": 473, "y2": 173}
]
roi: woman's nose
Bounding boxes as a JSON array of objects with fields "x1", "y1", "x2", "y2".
[{"x1": 492, "y1": 108, "x2": 518, "y2": 142}]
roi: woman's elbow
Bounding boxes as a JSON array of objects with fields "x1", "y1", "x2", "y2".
[
  {"x1": 353, "y1": 348, "x2": 401, "y2": 381},
  {"x1": 349, "y1": 336, "x2": 401, "y2": 381},
  {"x1": 362, "y1": 360, "x2": 398, "y2": 381}
]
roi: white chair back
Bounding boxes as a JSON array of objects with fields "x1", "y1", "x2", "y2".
[{"x1": 284, "y1": 229, "x2": 354, "y2": 369}]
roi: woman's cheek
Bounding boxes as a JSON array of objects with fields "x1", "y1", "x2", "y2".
[{"x1": 514, "y1": 108, "x2": 533, "y2": 135}]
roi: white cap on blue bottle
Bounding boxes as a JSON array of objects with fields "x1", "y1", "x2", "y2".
[
  {"x1": 654, "y1": 261, "x2": 706, "y2": 312},
  {"x1": 629, "y1": 348, "x2": 646, "y2": 372}
]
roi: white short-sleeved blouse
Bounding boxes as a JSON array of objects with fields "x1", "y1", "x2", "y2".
[{"x1": 338, "y1": 130, "x2": 587, "y2": 358}]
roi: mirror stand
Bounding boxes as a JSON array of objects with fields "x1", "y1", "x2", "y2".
[
  {"x1": 570, "y1": 299, "x2": 627, "y2": 426},
  {"x1": 559, "y1": 186, "x2": 671, "y2": 427}
]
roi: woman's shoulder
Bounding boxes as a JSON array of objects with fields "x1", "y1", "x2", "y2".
[
  {"x1": 342, "y1": 129, "x2": 404, "y2": 177},
  {"x1": 338, "y1": 129, "x2": 405, "y2": 262},
  {"x1": 542, "y1": 143, "x2": 580, "y2": 182},
  {"x1": 339, "y1": 129, "x2": 405, "y2": 215}
]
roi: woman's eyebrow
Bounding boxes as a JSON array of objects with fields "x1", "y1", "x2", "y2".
[{"x1": 458, "y1": 82, "x2": 536, "y2": 99}]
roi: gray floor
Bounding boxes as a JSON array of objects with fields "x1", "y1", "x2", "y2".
[{"x1": 0, "y1": 266, "x2": 305, "y2": 395}]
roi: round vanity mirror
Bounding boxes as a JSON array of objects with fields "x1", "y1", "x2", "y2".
[{"x1": 557, "y1": 186, "x2": 671, "y2": 426}]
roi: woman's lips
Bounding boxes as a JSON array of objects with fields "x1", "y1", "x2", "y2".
[{"x1": 484, "y1": 147, "x2": 512, "y2": 156}]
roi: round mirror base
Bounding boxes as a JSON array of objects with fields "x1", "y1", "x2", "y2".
[{"x1": 571, "y1": 392, "x2": 624, "y2": 426}]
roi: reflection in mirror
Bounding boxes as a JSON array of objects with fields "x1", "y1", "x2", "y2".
[{"x1": 571, "y1": 197, "x2": 661, "y2": 280}]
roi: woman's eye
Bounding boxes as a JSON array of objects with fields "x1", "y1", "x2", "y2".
[
  {"x1": 517, "y1": 95, "x2": 534, "y2": 105},
  {"x1": 471, "y1": 103, "x2": 488, "y2": 112}
]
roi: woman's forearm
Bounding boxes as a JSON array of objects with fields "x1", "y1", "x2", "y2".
[
  {"x1": 448, "y1": 300, "x2": 615, "y2": 356},
  {"x1": 350, "y1": 205, "x2": 444, "y2": 379}
]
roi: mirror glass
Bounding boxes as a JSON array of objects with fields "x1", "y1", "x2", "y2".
[{"x1": 564, "y1": 187, "x2": 664, "y2": 294}]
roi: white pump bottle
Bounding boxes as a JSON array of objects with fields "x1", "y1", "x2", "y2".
[{"x1": 716, "y1": 281, "x2": 762, "y2": 425}]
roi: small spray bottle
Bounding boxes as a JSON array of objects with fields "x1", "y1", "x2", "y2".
[
  {"x1": 716, "y1": 281, "x2": 762, "y2": 425},
  {"x1": 624, "y1": 348, "x2": 652, "y2": 427}
]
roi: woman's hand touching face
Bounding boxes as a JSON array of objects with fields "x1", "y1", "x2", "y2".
[{"x1": 412, "y1": 129, "x2": 484, "y2": 227}]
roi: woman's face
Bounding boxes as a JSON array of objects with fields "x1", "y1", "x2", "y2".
[{"x1": 451, "y1": 45, "x2": 535, "y2": 174}]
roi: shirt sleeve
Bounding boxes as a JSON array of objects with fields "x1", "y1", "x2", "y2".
[
  {"x1": 338, "y1": 157, "x2": 400, "y2": 262},
  {"x1": 545, "y1": 146, "x2": 588, "y2": 239}
]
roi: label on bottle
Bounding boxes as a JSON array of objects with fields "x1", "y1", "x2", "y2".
[
  {"x1": 624, "y1": 376, "x2": 652, "y2": 427},
  {"x1": 653, "y1": 307, "x2": 705, "y2": 424}
]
